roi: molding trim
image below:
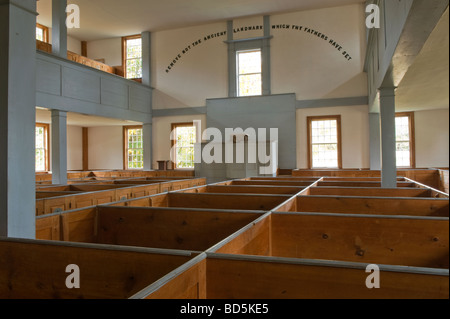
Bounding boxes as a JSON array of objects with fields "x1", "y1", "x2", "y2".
[
  {"x1": 224, "y1": 35, "x2": 273, "y2": 44},
  {"x1": 0, "y1": 0, "x2": 38, "y2": 16},
  {"x1": 296, "y1": 96, "x2": 368, "y2": 109},
  {"x1": 152, "y1": 107, "x2": 207, "y2": 118}
]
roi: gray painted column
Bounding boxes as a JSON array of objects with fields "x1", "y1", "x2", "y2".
[
  {"x1": 143, "y1": 123, "x2": 153, "y2": 171},
  {"x1": 141, "y1": 33, "x2": 153, "y2": 170},
  {"x1": 227, "y1": 20, "x2": 236, "y2": 98},
  {"x1": 262, "y1": 16, "x2": 271, "y2": 96},
  {"x1": 0, "y1": 0, "x2": 37, "y2": 239},
  {"x1": 51, "y1": 110, "x2": 68, "y2": 185},
  {"x1": 52, "y1": 0, "x2": 67, "y2": 58},
  {"x1": 141, "y1": 31, "x2": 151, "y2": 87},
  {"x1": 379, "y1": 88, "x2": 397, "y2": 188},
  {"x1": 369, "y1": 112, "x2": 381, "y2": 170}
]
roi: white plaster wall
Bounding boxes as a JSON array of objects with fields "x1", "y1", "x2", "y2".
[
  {"x1": 86, "y1": 38, "x2": 123, "y2": 67},
  {"x1": 271, "y1": 4, "x2": 368, "y2": 100},
  {"x1": 67, "y1": 36, "x2": 82, "y2": 55},
  {"x1": 88, "y1": 126, "x2": 124, "y2": 170},
  {"x1": 152, "y1": 115, "x2": 207, "y2": 169},
  {"x1": 67, "y1": 126, "x2": 83, "y2": 171},
  {"x1": 82, "y1": 5, "x2": 367, "y2": 109},
  {"x1": 152, "y1": 22, "x2": 228, "y2": 108},
  {"x1": 415, "y1": 109, "x2": 449, "y2": 168},
  {"x1": 296, "y1": 105, "x2": 370, "y2": 169},
  {"x1": 233, "y1": 15, "x2": 264, "y2": 40}
]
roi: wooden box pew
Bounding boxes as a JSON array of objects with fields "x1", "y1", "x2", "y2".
[
  {"x1": 246, "y1": 177, "x2": 321, "y2": 182},
  {"x1": 286, "y1": 196, "x2": 449, "y2": 217},
  {"x1": 69, "y1": 184, "x2": 149, "y2": 192},
  {"x1": 292, "y1": 169, "x2": 442, "y2": 190},
  {"x1": 36, "y1": 189, "x2": 118, "y2": 216},
  {"x1": 39, "y1": 205, "x2": 266, "y2": 253},
  {"x1": 133, "y1": 254, "x2": 207, "y2": 299},
  {"x1": 176, "y1": 185, "x2": 208, "y2": 194},
  {"x1": 316, "y1": 181, "x2": 417, "y2": 188},
  {"x1": 35, "y1": 181, "x2": 53, "y2": 186},
  {"x1": 108, "y1": 193, "x2": 293, "y2": 211},
  {"x1": 108, "y1": 180, "x2": 171, "y2": 185},
  {"x1": 321, "y1": 177, "x2": 406, "y2": 182},
  {"x1": 0, "y1": 238, "x2": 197, "y2": 299},
  {"x1": 155, "y1": 193, "x2": 293, "y2": 211},
  {"x1": 36, "y1": 211, "x2": 62, "y2": 241},
  {"x1": 229, "y1": 180, "x2": 317, "y2": 187},
  {"x1": 35, "y1": 183, "x2": 164, "y2": 216},
  {"x1": 293, "y1": 169, "x2": 382, "y2": 178},
  {"x1": 36, "y1": 191, "x2": 85, "y2": 199},
  {"x1": 67, "y1": 179, "x2": 111, "y2": 185},
  {"x1": 37, "y1": 185, "x2": 79, "y2": 192},
  {"x1": 94, "y1": 207, "x2": 266, "y2": 252},
  {"x1": 136, "y1": 254, "x2": 448, "y2": 300},
  {"x1": 159, "y1": 178, "x2": 207, "y2": 193},
  {"x1": 306, "y1": 187, "x2": 436, "y2": 198},
  {"x1": 213, "y1": 212, "x2": 448, "y2": 269},
  {"x1": 403, "y1": 177, "x2": 449, "y2": 199},
  {"x1": 177, "y1": 185, "x2": 306, "y2": 195}
]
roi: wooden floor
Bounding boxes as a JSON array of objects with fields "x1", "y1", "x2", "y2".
[{"x1": 1, "y1": 169, "x2": 449, "y2": 299}]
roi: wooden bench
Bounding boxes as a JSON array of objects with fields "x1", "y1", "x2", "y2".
[{"x1": 0, "y1": 238, "x2": 197, "y2": 299}]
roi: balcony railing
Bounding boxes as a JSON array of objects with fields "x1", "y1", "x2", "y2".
[{"x1": 36, "y1": 40, "x2": 117, "y2": 76}]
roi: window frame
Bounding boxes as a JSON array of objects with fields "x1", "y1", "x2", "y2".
[
  {"x1": 123, "y1": 125, "x2": 144, "y2": 170},
  {"x1": 171, "y1": 122, "x2": 197, "y2": 170},
  {"x1": 35, "y1": 123, "x2": 50, "y2": 172},
  {"x1": 307, "y1": 115, "x2": 343, "y2": 169},
  {"x1": 36, "y1": 23, "x2": 49, "y2": 43},
  {"x1": 122, "y1": 34, "x2": 143, "y2": 80},
  {"x1": 236, "y1": 49, "x2": 263, "y2": 97},
  {"x1": 395, "y1": 112, "x2": 416, "y2": 169}
]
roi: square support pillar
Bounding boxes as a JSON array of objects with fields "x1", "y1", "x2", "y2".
[
  {"x1": 143, "y1": 123, "x2": 153, "y2": 171},
  {"x1": 0, "y1": 0, "x2": 37, "y2": 239},
  {"x1": 141, "y1": 31, "x2": 151, "y2": 87},
  {"x1": 369, "y1": 112, "x2": 381, "y2": 170},
  {"x1": 52, "y1": 0, "x2": 67, "y2": 58},
  {"x1": 51, "y1": 110, "x2": 68, "y2": 185},
  {"x1": 379, "y1": 88, "x2": 397, "y2": 188}
]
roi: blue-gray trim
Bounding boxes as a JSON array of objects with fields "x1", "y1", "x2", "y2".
[
  {"x1": 152, "y1": 95, "x2": 369, "y2": 117},
  {"x1": 296, "y1": 96, "x2": 368, "y2": 109},
  {"x1": 152, "y1": 107, "x2": 207, "y2": 117},
  {"x1": 227, "y1": 16, "x2": 272, "y2": 97},
  {"x1": 224, "y1": 35, "x2": 273, "y2": 44}
]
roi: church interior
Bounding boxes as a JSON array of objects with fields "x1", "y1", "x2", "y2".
[{"x1": 0, "y1": 0, "x2": 449, "y2": 300}]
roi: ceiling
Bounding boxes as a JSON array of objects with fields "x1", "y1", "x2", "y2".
[
  {"x1": 37, "y1": 0, "x2": 364, "y2": 41},
  {"x1": 396, "y1": 7, "x2": 449, "y2": 112}
]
